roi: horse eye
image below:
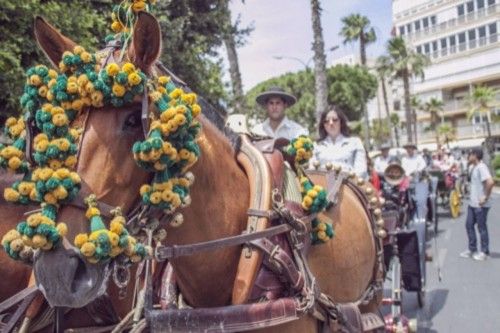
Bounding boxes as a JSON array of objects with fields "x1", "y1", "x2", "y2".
[{"x1": 123, "y1": 112, "x2": 142, "y2": 131}]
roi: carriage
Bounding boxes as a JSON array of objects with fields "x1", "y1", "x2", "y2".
[{"x1": 428, "y1": 168, "x2": 462, "y2": 219}]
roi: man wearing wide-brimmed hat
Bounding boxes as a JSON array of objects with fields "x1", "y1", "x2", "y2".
[
  {"x1": 252, "y1": 86, "x2": 308, "y2": 140},
  {"x1": 374, "y1": 142, "x2": 392, "y2": 174},
  {"x1": 401, "y1": 143, "x2": 426, "y2": 177}
]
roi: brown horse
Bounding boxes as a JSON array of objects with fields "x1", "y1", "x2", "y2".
[{"x1": 8, "y1": 12, "x2": 382, "y2": 332}]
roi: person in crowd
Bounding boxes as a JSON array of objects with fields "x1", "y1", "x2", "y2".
[
  {"x1": 422, "y1": 148, "x2": 433, "y2": 168},
  {"x1": 460, "y1": 148, "x2": 494, "y2": 261},
  {"x1": 310, "y1": 105, "x2": 367, "y2": 178},
  {"x1": 252, "y1": 86, "x2": 308, "y2": 140},
  {"x1": 374, "y1": 143, "x2": 392, "y2": 174},
  {"x1": 401, "y1": 143, "x2": 427, "y2": 178}
]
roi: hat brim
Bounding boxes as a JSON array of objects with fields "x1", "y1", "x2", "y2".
[
  {"x1": 256, "y1": 91, "x2": 297, "y2": 107},
  {"x1": 403, "y1": 144, "x2": 417, "y2": 149}
]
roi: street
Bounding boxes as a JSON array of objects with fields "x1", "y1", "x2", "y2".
[{"x1": 382, "y1": 189, "x2": 500, "y2": 332}]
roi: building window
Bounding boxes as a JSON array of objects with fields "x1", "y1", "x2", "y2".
[
  {"x1": 416, "y1": 45, "x2": 422, "y2": 53},
  {"x1": 415, "y1": 20, "x2": 421, "y2": 31},
  {"x1": 466, "y1": 1, "x2": 475, "y2": 12},
  {"x1": 423, "y1": 17, "x2": 429, "y2": 28},
  {"x1": 406, "y1": 23, "x2": 412, "y2": 33},
  {"x1": 479, "y1": 26, "x2": 486, "y2": 37},
  {"x1": 477, "y1": 0, "x2": 485, "y2": 9},
  {"x1": 449, "y1": 35, "x2": 456, "y2": 46},
  {"x1": 440, "y1": 38, "x2": 448, "y2": 48},
  {"x1": 488, "y1": 0, "x2": 495, "y2": 6},
  {"x1": 489, "y1": 22, "x2": 497, "y2": 34},
  {"x1": 430, "y1": 15, "x2": 437, "y2": 25},
  {"x1": 424, "y1": 43, "x2": 430, "y2": 54},
  {"x1": 432, "y1": 41, "x2": 438, "y2": 51},
  {"x1": 458, "y1": 4, "x2": 465, "y2": 15},
  {"x1": 469, "y1": 29, "x2": 476, "y2": 40},
  {"x1": 399, "y1": 26, "x2": 405, "y2": 35},
  {"x1": 458, "y1": 32, "x2": 466, "y2": 43}
]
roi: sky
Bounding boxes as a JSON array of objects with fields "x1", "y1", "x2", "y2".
[{"x1": 228, "y1": 0, "x2": 393, "y2": 91}]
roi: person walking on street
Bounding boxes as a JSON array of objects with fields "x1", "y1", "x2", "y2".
[
  {"x1": 460, "y1": 148, "x2": 494, "y2": 261},
  {"x1": 252, "y1": 86, "x2": 308, "y2": 140}
]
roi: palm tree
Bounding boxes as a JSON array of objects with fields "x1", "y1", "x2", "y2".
[
  {"x1": 375, "y1": 55, "x2": 393, "y2": 146},
  {"x1": 410, "y1": 95, "x2": 422, "y2": 144},
  {"x1": 340, "y1": 14, "x2": 376, "y2": 66},
  {"x1": 386, "y1": 36, "x2": 430, "y2": 143},
  {"x1": 468, "y1": 85, "x2": 497, "y2": 139},
  {"x1": 310, "y1": 0, "x2": 328, "y2": 119},
  {"x1": 221, "y1": 0, "x2": 246, "y2": 113},
  {"x1": 340, "y1": 14, "x2": 377, "y2": 149},
  {"x1": 437, "y1": 123, "x2": 456, "y2": 148},
  {"x1": 390, "y1": 113, "x2": 401, "y2": 147},
  {"x1": 423, "y1": 97, "x2": 444, "y2": 147}
]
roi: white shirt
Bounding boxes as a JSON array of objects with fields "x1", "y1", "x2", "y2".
[
  {"x1": 470, "y1": 161, "x2": 492, "y2": 208},
  {"x1": 374, "y1": 155, "x2": 391, "y2": 174},
  {"x1": 401, "y1": 154, "x2": 426, "y2": 176},
  {"x1": 252, "y1": 116, "x2": 308, "y2": 141},
  {"x1": 310, "y1": 135, "x2": 367, "y2": 178}
]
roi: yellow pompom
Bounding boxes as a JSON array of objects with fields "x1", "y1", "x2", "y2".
[
  {"x1": 67, "y1": 81, "x2": 78, "y2": 94},
  {"x1": 191, "y1": 104, "x2": 201, "y2": 117},
  {"x1": 38, "y1": 85, "x2": 48, "y2": 97},
  {"x1": 35, "y1": 139, "x2": 49, "y2": 152},
  {"x1": 8, "y1": 157, "x2": 22, "y2": 170},
  {"x1": 22, "y1": 235, "x2": 34, "y2": 247},
  {"x1": 161, "y1": 190, "x2": 174, "y2": 202},
  {"x1": 174, "y1": 114, "x2": 186, "y2": 126},
  {"x1": 111, "y1": 21, "x2": 123, "y2": 33},
  {"x1": 56, "y1": 223, "x2": 68, "y2": 237},
  {"x1": 140, "y1": 184, "x2": 151, "y2": 196},
  {"x1": 51, "y1": 106, "x2": 64, "y2": 115},
  {"x1": 313, "y1": 185, "x2": 323, "y2": 192},
  {"x1": 73, "y1": 45, "x2": 85, "y2": 55},
  {"x1": 48, "y1": 159, "x2": 62, "y2": 170},
  {"x1": 110, "y1": 246, "x2": 122, "y2": 258},
  {"x1": 179, "y1": 149, "x2": 191, "y2": 160},
  {"x1": 54, "y1": 186, "x2": 68, "y2": 200},
  {"x1": 307, "y1": 189, "x2": 318, "y2": 198},
  {"x1": 55, "y1": 168, "x2": 70, "y2": 179},
  {"x1": 150, "y1": 91, "x2": 163, "y2": 102},
  {"x1": 122, "y1": 63, "x2": 135, "y2": 74},
  {"x1": 48, "y1": 69, "x2": 57, "y2": 79},
  {"x1": 112, "y1": 84, "x2": 126, "y2": 97},
  {"x1": 85, "y1": 207, "x2": 101, "y2": 219},
  {"x1": 80, "y1": 52, "x2": 92, "y2": 63},
  {"x1": 2, "y1": 229, "x2": 21, "y2": 244},
  {"x1": 154, "y1": 161, "x2": 166, "y2": 171},
  {"x1": 69, "y1": 172, "x2": 81, "y2": 184},
  {"x1": 32, "y1": 234, "x2": 48, "y2": 248},
  {"x1": 132, "y1": 1, "x2": 146, "y2": 12},
  {"x1": 317, "y1": 230, "x2": 328, "y2": 241},
  {"x1": 110, "y1": 220, "x2": 124, "y2": 234},
  {"x1": 39, "y1": 168, "x2": 54, "y2": 181},
  {"x1": 52, "y1": 113, "x2": 69, "y2": 127},
  {"x1": 4, "y1": 188, "x2": 20, "y2": 202},
  {"x1": 27, "y1": 214, "x2": 42, "y2": 227},
  {"x1": 5, "y1": 117, "x2": 17, "y2": 127},
  {"x1": 43, "y1": 193, "x2": 57, "y2": 205},
  {"x1": 29, "y1": 189, "x2": 38, "y2": 201},
  {"x1": 30, "y1": 75, "x2": 42, "y2": 86},
  {"x1": 77, "y1": 74, "x2": 89, "y2": 86},
  {"x1": 18, "y1": 182, "x2": 33, "y2": 196},
  {"x1": 150, "y1": 191, "x2": 162, "y2": 204},
  {"x1": 302, "y1": 196, "x2": 313, "y2": 210},
  {"x1": 65, "y1": 156, "x2": 77, "y2": 168},
  {"x1": 74, "y1": 233, "x2": 88, "y2": 247},
  {"x1": 56, "y1": 139, "x2": 70, "y2": 152},
  {"x1": 81, "y1": 242, "x2": 96, "y2": 257},
  {"x1": 106, "y1": 63, "x2": 120, "y2": 76},
  {"x1": 158, "y1": 76, "x2": 170, "y2": 85},
  {"x1": 128, "y1": 72, "x2": 142, "y2": 86},
  {"x1": 317, "y1": 223, "x2": 327, "y2": 231},
  {"x1": 10, "y1": 238, "x2": 24, "y2": 251},
  {"x1": 169, "y1": 88, "x2": 183, "y2": 99}
]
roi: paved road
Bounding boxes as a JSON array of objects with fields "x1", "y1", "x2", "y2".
[{"x1": 382, "y1": 189, "x2": 500, "y2": 332}]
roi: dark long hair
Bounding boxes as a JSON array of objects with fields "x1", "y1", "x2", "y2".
[{"x1": 318, "y1": 105, "x2": 351, "y2": 141}]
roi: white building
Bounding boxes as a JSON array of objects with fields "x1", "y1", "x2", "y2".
[{"x1": 393, "y1": 0, "x2": 500, "y2": 149}]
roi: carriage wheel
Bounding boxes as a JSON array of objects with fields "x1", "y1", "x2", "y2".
[{"x1": 449, "y1": 190, "x2": 461, "y2": 219}]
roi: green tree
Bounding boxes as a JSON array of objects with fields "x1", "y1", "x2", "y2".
[
  {"x1": 245, "y1": 65, "x2": 378, "y2": 135},
  {"x1": 390, "y1": 112, "x2": 402, "y2": 147},
  {"x1": 467, "y1": 85, "x2": 498, "y2": 158},
  {"x1": 370, "y1": 119, "x2": 391, "y2": 147},
  {"x1": 375, "y1": 55, "x2": 393, "y2": 146},
  {"x1": 437, "y1": 123, "x2": 456, "y2": 148},
  {"x1": 423, "y1": 97, "x2": 444, "y2": 146},
  {"x1": 385, "y1": 36, "x2": 430, "y2": 143},
  {"x1": 340, "y1": 13, "x2": 377, "y2": 149},
  {"x1": 410, "y1": 95, "x2": 422, "y2": 144}
]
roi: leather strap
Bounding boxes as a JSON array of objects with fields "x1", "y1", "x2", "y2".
[
  {"x1": 3, "y1": 289, "x2": 38, "y2": 333},
  {"x1": 249, "y1": 238, "x2": 304, "y2": 292},
  {"x1": 155, "y1": 223, "x2": 292, "y2": 261},
  {"x1": 0, "y1": 285, "x2": 37, "y2": 315}
]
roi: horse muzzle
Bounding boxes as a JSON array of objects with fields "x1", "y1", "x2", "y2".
[{"x1": 33, "y1": 240, "x2": 110, "y2": 308}]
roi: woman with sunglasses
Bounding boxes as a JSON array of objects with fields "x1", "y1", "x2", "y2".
[{"x1": 310, "y1": 105, "x2": 368, "y2": 178}]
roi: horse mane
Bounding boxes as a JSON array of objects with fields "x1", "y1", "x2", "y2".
[{"x1": 155, "y1": 61, "x2": 241, "y2": 154}]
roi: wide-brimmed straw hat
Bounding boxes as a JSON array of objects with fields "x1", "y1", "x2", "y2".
[
  {"x1": 380, "y1": 143, "x2": 391, "y2": 150},
  {"x1": 255, "y1": 86, "x2": 297, "y2": 107},
  {"x1": 403, "y1": 143, "x2": 417, "y2": 150}
]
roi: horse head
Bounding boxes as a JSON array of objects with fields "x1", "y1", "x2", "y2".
[{"x1": 32, "y1": 12, "x2": 160, "y2": 309}]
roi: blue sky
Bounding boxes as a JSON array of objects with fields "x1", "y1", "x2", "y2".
[{"x1": 229, "y1": 0, "x2": 393, "y2": 91}]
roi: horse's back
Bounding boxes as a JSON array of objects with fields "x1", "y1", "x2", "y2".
[{"x1": 307, "y1": 172, "x2": 377, "y2": 303}]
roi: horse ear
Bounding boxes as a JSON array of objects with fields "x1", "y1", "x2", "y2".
[
  {"x1": 129, "y1": 12, "x2": 162, "y2": 73},
  {"x1": 34, "y1": 16, "x2": 77, "y2": 68}
]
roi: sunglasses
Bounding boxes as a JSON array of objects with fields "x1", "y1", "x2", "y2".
[{"x1": 324, "y1": 118, "x2": 340, "y2": 124}]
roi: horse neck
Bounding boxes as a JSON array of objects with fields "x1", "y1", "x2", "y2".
[{"x1": 165, "y1": 118, "x2": 250, "y2": 307}]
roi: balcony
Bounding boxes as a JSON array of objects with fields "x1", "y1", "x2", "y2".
[{"x1": 404, "y1": 4, "x2": 499, "y2": 42}]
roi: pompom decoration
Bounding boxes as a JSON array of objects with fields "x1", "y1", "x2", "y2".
[
  {"x1": 283, "y1": 135, "x2": 314, "y2": 165},
  {"x1": 310, "y1": 218, "x2": 335, "y2": 245},
  {"x1": 74, "y1": 195, "x2": 150, "y2": 264}
]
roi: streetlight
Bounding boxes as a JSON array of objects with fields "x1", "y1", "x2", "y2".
[{"x1": 273, "y1": 45, "x2": 340, "y2": 70}]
